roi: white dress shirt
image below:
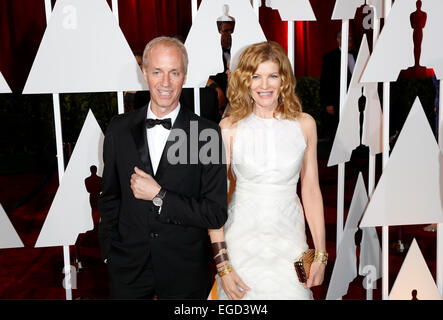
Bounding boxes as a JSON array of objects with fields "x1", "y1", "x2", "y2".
[
  {"x1": 146, "y1": 103, "x2": 180, "y2": 175},
  {"x1": 338, "y1": 47, "x2": 356, "y2": 74},
  {"x1": 348, "y1": 52, "x2": 356, "y2": 74}
]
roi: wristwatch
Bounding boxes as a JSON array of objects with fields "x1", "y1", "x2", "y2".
[{"x1": 152, "y1": 188, "x2": 167, "y2": 207}]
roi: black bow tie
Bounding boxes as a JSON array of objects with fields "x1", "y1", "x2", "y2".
[{"x1": 146, "y1": 118, "x2": 172, "y2": 130}]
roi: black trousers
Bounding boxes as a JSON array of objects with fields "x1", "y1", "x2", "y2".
[{"x1": 108, "y1": 258, "x2": 210, "y2": 300}]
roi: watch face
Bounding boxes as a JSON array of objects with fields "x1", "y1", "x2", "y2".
[{"x1": 153, "y1": 197, "x2": 163, "y2": 207}]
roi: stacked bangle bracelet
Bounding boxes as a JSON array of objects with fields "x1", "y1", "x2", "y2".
[
  {"x1": 212, "y1": 241, "x2": 232, "y2": 277},
  {"x1": 314, "y1": 250, "x2": 328, "y2": 265},
  {"x1": 217, "y1": 263, "x2": 232, "y2": 277},
  {"x1": 212, "y1": 241, "x2": 229, "y2": 264}
]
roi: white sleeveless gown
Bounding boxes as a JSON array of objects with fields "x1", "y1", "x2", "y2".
[{"x1": 217, "y1": 113, "x2": 313, "y2": 300}]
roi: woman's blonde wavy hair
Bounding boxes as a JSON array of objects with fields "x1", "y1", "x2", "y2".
[{"x1": 226, "y1": 41, "x2": 302, "y2": 123}]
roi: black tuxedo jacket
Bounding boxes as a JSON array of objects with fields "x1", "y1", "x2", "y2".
[
  {"x1": 98, "y1": 104, "x2": 227, "y2": 296},
  {"x1": 180, "y1": 88, "x2": 222, "y2": 124},
  {"x1": 320, "y1": 48, "x2": 357, "y2": 111}
]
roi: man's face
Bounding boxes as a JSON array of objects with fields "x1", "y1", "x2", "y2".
[
  {"x1": 337, "y1": 33, "x2": 355, "y2": 51},
  {"x1": 219, "y1": 22, "x2": 235, "y2": 49},
  {"x1": 143, "y1": 44, "x2": 186, "y2": 116}
]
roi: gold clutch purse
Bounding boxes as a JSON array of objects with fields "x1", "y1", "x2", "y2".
[{"x1": 294, "y1": 249, "x2": 315, "y2": 283}]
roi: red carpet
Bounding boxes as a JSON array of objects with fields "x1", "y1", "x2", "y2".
[{"x1": 0, "y1": 151, "x2": 438, "y2": 300}]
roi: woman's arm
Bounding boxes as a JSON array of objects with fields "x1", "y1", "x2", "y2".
[{"x1": 298, "y1": 113, "x2": 327, "y2": 288}]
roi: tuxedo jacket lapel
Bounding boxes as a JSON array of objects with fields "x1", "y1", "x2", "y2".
[
  {"x1": 131, "y1": 106, "x2": 154, "y2": 176},
  {"x1": 155, "y1": 106, "x2": 191, "y2": 181}
]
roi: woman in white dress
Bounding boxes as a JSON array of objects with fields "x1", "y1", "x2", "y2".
[{"x1": 209, "y1": 41, "x2": 327, "y2": 300}]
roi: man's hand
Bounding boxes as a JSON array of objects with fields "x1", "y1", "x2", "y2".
[
  {"x1": 130, "y1": 166, "x2": 161, "y2": 201},
  {"x1": 326, "y1": 105, "x2": 335, "y2": 115}
]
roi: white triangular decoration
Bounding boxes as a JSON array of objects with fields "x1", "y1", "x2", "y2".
[
  {"x1": 389, "y1": 239, "x2": 442, "y2": 300},
  {"x1": 327, "y1": 174, "x2": 369, "y2": 299},
  {"x1": 360, "y1": 98, "x2": 443, "y2": 227},
  {"x1": 328, "y1": 35, "x2": 382, "y2": 167},
  {"x1": 265, "y1": 0, "x2": 316, "y2": 21},
  {"x1": 0, "y1": 204, "x2": 24, "y2": 249},
  {"x1": 326, "y1": 227, "x2": 358, "y2": 300},
  {"x1": 184, "y1": 0, "x2": 266, "y2": 88},
  {"x1": 361, "y1": 0, "x2": 443, "y2": 82},
  {"x1": 23, "y1": 0, "x2": 147, "y2": 94},
  {"x1": 332, "y1": 0, "x2": 385, "y2": 20},
  {"x1": 0, "y1": 72, "x2": 12, "y2": 94},
  {"x1": 359, "y1": 226, "x2": 381, "y2": 284},
  {"x1": 35, "y1": 110, "x2": 104, "y2": 247}
]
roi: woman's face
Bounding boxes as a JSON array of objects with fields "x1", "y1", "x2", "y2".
[{"x1": 249, "y1": 60, "x2": 281, "y2": 111}]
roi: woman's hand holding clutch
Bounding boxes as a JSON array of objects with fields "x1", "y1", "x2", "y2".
[{"x1": 304, "y1": 261, "x2": 326, "y2": 289}]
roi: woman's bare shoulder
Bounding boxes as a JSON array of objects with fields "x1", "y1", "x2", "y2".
[
  {"x1": 219, "y1": 116, "x2": 237, "y2": 130},
  {"x1": 298, "y1": 112, "x2": 317, "y2": 128},
  {"x1": 297, "y1": 112, "x2": 317, "y2": 141},
  {"x1": 297, "y1": 112, "x2": 316, "y2": 125}
]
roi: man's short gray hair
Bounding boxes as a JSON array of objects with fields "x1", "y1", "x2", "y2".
[{"x1": 142, "y1": 36, "x2": 189, "y2": 75}]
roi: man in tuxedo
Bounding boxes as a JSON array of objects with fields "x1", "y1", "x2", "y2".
[
  {"x1": 208, "y1": 19, "x2": 235, "y2": 115},
  {"x1": 180, "y1": 87, "x2": 222, "y2": 124},
  {"x1": 320, "y1": 30, "x2": 357, "y2": 142},
  {"x1": 211, "y1": 19, "x2": 235, "y2": 94},
  {"x1": 98, "y1": 36, "x2": 228, "y2": 299}
]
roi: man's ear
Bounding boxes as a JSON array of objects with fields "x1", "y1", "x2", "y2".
[{"x1": 142, "y1": 66, "x2": 149, "y2": 83}]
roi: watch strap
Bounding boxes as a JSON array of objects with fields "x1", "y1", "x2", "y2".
[{"x1": 156, "y1": 188, "x2": 166, "y2": 200}]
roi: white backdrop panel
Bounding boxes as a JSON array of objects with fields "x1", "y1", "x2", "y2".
[
  {"x1": 421, "y1": 0, "x2": 443, "y2": 79},
  {"x1": 0, "y1": 72, "x2": 11, "y2": 94},
  {"x1": 327, "y1": 173, "x2": 380, "y2": 299},
  {"x1": 389, "y1": 239, "x2": 442, "y2": 300},
  {"x1": 265, "y1": 0, "x2": 316, "y2": 21},
  {"x1": 0, "y1": 204, "x2": 24, "y2": 249},
  {"x1": 332, "y1": 0, "x2": 386, "y2": 20},
  {"x1": 35, "y1": 110, "x2": 104, "y2": 247},
  {"x1": 23, "y1": 0, "x2": 147, "y2": 94},
  {"x1": 184, "y1": 0, "x2": 266, "y2": 88},
  {"x1": 328, "y1": 35, "x2": 382, "y2": 167},
  {"x1": 359, "y1": 226, "x2": 381, "y2": 282},
  {"x1": 360, "y1": 98, "x2": 443, "y2": 227},
  {"x1": 361, "y1": 0, "x2": 443, "y2": 82}
]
